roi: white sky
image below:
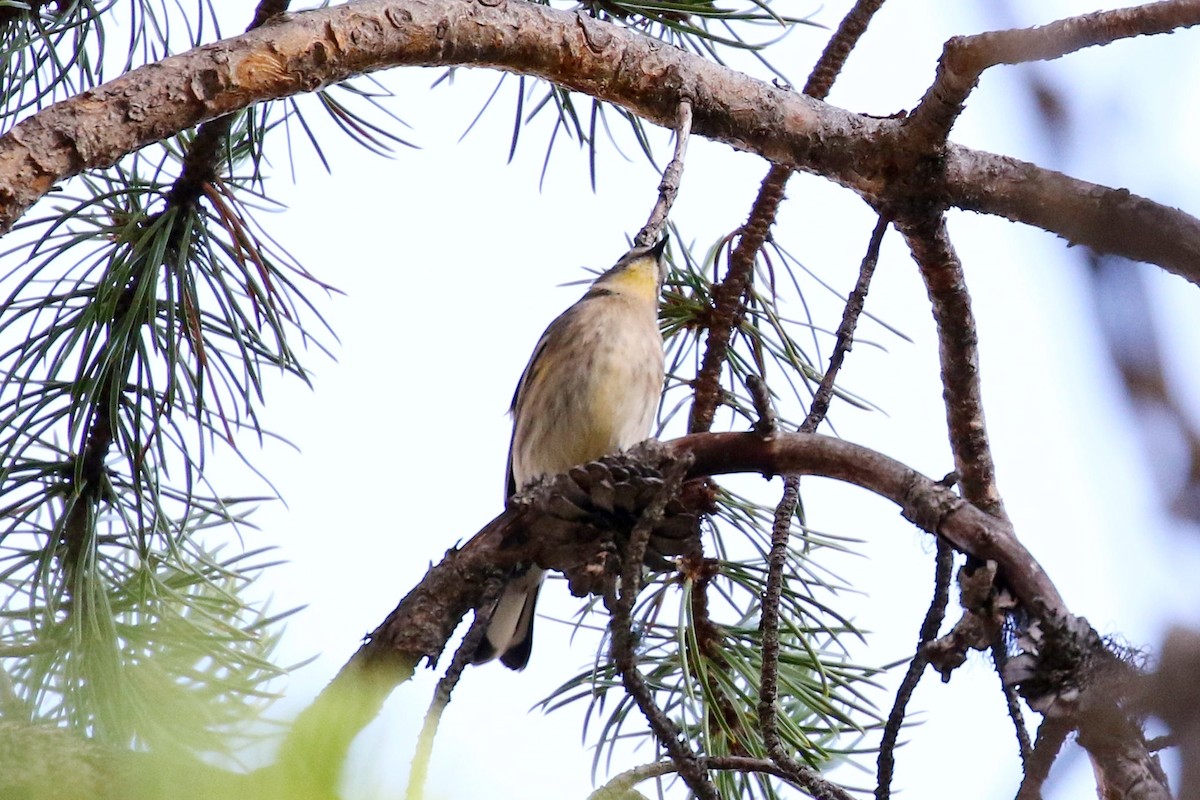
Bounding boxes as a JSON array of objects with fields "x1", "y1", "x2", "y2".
[
  {"x1": 7, "y1": 1, "x2": 1200, "y2": 798},
  {"x1": 229, "y1": 2, "x2": 1200, "y2": 798}
]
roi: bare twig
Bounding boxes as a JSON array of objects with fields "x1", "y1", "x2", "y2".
[
  {"x1": 802, "y1": 213, "x2": 890, "y2": 433},
  {"x1": 746, "y1": 374, "x2": 776, "y2": 436},
  {"x1": 1015, "y1": 714, "x2": 1073, "y2": 800},
  {"x1": 906, "y1": 0, "x2": 1200, "y2": 143},
  {"x1": 603, "y1": 459, "x2": 720, "y2": 800},
  {"x1": 404, "y1": 577, "x2": 502, "y2": 800},
  {"x1": 747, "y1": 0, "x2": 892, "y2": 782},
  {"x1": 687, "y1": 0, "x2": 889, "y2": 436},
  {"x1": 759, "y1": 473, "x2": 800, "y2": 759},
  {"x1": 802, "y1": 0, "x2": 888, "y2": 100},
  {"x1": 635, "y1": 98, "x2": 692, "y2": 247},
  {"x1": 687, "y1": 165, "x2": 788, "y2": 434},
  {"x1": 992, "y1": 634, "x2": 1033, "y2": 766},
  {"x1": 588, "y1": 755, "x2": 854, "y2": 800},
  {"x1": 760, "y1": 214, "x2": 889, "y2": 781},
  {"x1": 876, "y1": 538, "x2": 954, "y2": 800}
]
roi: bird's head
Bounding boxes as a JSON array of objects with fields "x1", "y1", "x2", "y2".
[{"x1": 591, "y1": 236, "x2": 669, "y2": 302}]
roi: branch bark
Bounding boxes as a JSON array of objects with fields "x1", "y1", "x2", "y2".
[
  {"x1": 1, "y1": 0, "x2": 1198, "y2": 285},
  {"x1": 273, "y1": 430, "x2": 1067, "y2": 791}
]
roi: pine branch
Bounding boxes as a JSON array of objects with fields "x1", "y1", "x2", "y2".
[{"x1": 1, "y1": 1, "x2": 1198, "y2": 284}]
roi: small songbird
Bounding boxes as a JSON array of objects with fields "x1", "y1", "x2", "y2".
[{"x1": 472, "y1": 237, "x2": 670, "y2": 670}]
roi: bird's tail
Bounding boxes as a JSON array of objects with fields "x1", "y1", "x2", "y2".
[{"x1": 471, "y1": 567, "x2": 544, "y2": 670}]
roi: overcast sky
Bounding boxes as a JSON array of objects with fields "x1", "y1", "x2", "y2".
[{"x1": 16, "y1": 1, "x2": 1199, "y2": 798}]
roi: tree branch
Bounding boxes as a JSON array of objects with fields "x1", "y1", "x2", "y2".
[
  {"x1": 635, "y1": 98, "x2": 691, "y2": 247},
  {"x1": 271, "y1": 430, "x2": 1068, "y2": 790},
  {"x1": 876, "y1": 538, "x2": 953, "y2": 800},
  {"x1": 2, "y1": 0, "x2": 1198, "y2": 286},
  {"x1": 896, "y1": 212, "x2": 1005, "y2": 518},
  {"x1": 906, "y1": 0, "x2": 1200, "y2": 143}
]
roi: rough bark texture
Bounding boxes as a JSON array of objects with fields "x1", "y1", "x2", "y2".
[{"x1": 1, "y1": 0, "x2": 1198, "y2": 286}]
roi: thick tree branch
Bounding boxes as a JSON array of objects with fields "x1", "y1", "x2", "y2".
[
  {"x1": 273, "y1": 430, "x2": 1067, "y2": 788},
  {"x1": 1, "y1": 0, "x2": 1198, "y2": 286}
]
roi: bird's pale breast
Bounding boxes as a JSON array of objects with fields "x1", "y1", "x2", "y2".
[{"x1": 510, "y1": 296, "x2": 663, "y2": 488}]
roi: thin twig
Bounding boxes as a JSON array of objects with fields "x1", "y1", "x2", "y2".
[
  {"x1": 636, "y1": 98, "x2": 692, "y2": 247},
  {"x1": 802, "y1": 0, "x2": 889, "y2": 100},
  {"x1": 992, "y1": 633, "x2": 1033, "y2": 766},
  {"x1": 686, "y1": 0, "x2": 886, "y2": 433},
  {"x1": 759, "y1": 213, "x2": 888, "y2": 780},
  {"x1": 801, "y1": 213, "x2": 889, "y2": 433},
  {"x1": 687, "y1": 165, "x2": 788, "y2": 434},
  {"x1": 404, "y1": 577, "x2": 503, "y2": 800},
  {"x1": 746, "y1": 373, "x2": 776, "y2": 436},
  {"x1": 753, "y1": 3, "x2": 893, "y2": 781},
  {"x1": 1014, "y1": 714, "x2": 1074, "y2": 800},
  {"x1": 588, "y1": 755, "x2": 854, "y2": 800},
  {"x1": 759, "y1": 473, "x2": 800, "y2": 756},
  {"x1": 876, "y1": 538, "x2": 954, "y2": 800},
  {"x1": 604, "y1": 459, "x2": 721, "y2": 800}
]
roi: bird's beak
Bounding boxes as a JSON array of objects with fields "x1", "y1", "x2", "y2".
[{"x1": 651, "y1": 235, "x2": 669, "y2": 259}]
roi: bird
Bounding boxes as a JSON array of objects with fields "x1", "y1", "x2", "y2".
[{"x1": 472, "y1": 236, "x2": 670, "y2": 670}]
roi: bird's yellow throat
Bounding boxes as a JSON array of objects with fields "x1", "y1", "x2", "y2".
[{"x1": 600, "y1": 256, "x2": 661, "y2": 301}]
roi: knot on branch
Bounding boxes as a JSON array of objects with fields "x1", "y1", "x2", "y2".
[
  {"x1": 924, "y1": 560, "x2": 1017, "y2": 680},
  {"x1": 510, "y1": 443, "x2": 709, "y2": 597},
  {"x1": 1003, "y1": 611, "x2": 1139, "y2": 718},
  {"x1": 900, "y1": 471, "x2": 963, "y2": 533}
]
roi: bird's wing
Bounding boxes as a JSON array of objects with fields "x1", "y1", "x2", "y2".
[{"x1": 505, "y1": 309, "x2": 568, "y2": 499}]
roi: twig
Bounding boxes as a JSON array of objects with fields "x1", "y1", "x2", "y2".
[
  {"x1": 588, "y1": 755, "x2": 853, "y2": 800},
  {"x1": 895, "y1": 213, "x2": 1005, "y2": 518},
  {"x1": 906, "y1": 0, "x2": 1200, "y2": 143},
  {"x1": 1014, "y1": 714, "x2": 1073, "y2": 800},
  {"x1": 687, "y1": 0, "x2": 889, "y2": 436},
  {"x1": 404, "y1": 577, "x2": 503, "y2": 800},
  {"x1": 759, "y1": 214, "x2": 888, "y2": 779},
  {"x1": 992, "y1": 634, "x2": 1033, "y2": 766},
  {"x1": 746, "y1": 374, "x2": 776, "y2": 436},
  {"x1": 802, "y1": 0, "x2": 889, "y2": 101},
  {"x1": 801, "y1": 213, "x2": 889, "y2": 433},
  {"x1": 603, "y1": 459, "x2": 720, "y2": 800},
  {"x1": 749, "y1": 1, "x2": 891, "y2": 784},
  {"x1": 635, "y1": 98, "x2": 692, "y2": 247},
  {"x1": 687, "y1": 164, "x2": 788, "y2": 434},
  {"x1": 758, "y1": 473, "x2": 801, "y2": 751},
  {"x1": 875, "y1": 538, "x2": 954, "y2": 800}
]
